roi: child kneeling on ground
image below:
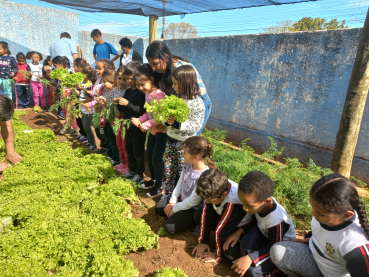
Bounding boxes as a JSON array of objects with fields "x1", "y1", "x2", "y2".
[
  {"x1": 154, "y1": 136, "x2": 213, "y2": 234},
  {"x1": 192, "y1": 168, "x2": 254, "y2": 263},
  {"x1": 270, "y1": 173, "x2": 369, "y2": 277},
  {"x1": 229, "y1": 171, "x2": 296, "y2": 277}
]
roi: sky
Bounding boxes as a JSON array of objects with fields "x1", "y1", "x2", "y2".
[{"x1": 9, "y1": 0, "x2": 369, "y2": 38}]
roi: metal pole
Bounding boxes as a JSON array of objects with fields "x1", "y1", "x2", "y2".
[{"x1": 331, "y1": 7, "x2": 369, "y2": 177}]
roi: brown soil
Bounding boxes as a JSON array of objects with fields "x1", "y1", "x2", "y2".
[{"x1": 13, "y1": 108, "x2": 239, "y2": 277}]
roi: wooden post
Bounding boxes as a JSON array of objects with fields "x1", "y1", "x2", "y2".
[
  {"x1": 149, "y1": 16, "x2": 158, "y2": 43},
  {"x1": 331, "y1": 7, "x2": 369, "y2": 177}
]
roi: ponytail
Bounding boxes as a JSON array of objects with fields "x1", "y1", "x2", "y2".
[
  {"x1": 182, "y1": 136, "x2": 216, "y2": 168},
  {"x1": 354, "y1": 200, "x2": 369, "y2": 240},
  {"x1": 310, "y1": 173, "x2": 369, "y2": 240}
]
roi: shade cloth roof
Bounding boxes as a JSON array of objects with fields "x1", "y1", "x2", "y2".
[{"x1": 39, "y1": 0, "x2": 320, "y2": 17}]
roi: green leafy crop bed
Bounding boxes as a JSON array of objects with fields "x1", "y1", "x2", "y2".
[
  {"x1": 202, "y1": 129, "x2": 369, "y2": 231},
  {"x1": 0, "y1": 111, "x2": 158, "y2": 276}
]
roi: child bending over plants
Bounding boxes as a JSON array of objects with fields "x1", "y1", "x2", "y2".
[
  {"x1": 192, "y1": 168, "x2": 254, "y2": 264},
  {"x1": 227, "y1": 171, "x2": 296, "y2": 277},
  {"x1": 154, "y1": 136, "x2": 214, "y2": 235},
  {"x1": 270, "y1": 174, "x2": 369, "y2": 277},
  {"x1": 153, "y1": 64, "x2": 205, "y2": 201},
  {"x1": 131, "y1": 63, "x2": 166, "y2": 190}
]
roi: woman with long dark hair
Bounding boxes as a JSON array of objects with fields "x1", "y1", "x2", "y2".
[{"x1": 146, "y1": 41, "x2": 211, "y2": 135}]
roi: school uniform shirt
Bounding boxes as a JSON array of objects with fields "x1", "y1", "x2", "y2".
[
  {"x1": 169, "y1": 162, "x2": 209, "y2": 213},
  {"x1": 166, "y1": 97, "x2": 205, "y2": 141},
  {"x1": 26, "y1": 63, "x2": 45, "y2": 82},
  {"x1": 0, "y1": 55, "x2": 18, "y2": 79},
  {"x1": 93, "y1": 42, "x2": 118, "y2": 61},
  {"x1": 309, "y1": 213, "x2": 369, "y2": 277},
  {"x1": 198, "y1": 180, "x2": 255, "y2": 262},
  {"x1": 14, "y1": 63, "x2": 29, "y2": 85},
  {"x1": 119, "y1": 49, "x2": 143, "y2": 66},
  {"x1": 117, "y1": 88, "x2": 146, "y2": 131},
  {"x1": 245, "y1": 197, "x2": 296, "y2": 267}
]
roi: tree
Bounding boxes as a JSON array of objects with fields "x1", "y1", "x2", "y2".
[
  {"x1": 163, "y1": 22, "x2": 200, "y2": 39},
  {"x1": 293, "y1": 17, "x2": 348, "y2": 31},
  {"x1": 263, "y1": 17, "x2": 348, "y2": 34},
  {"x1": 263, "y1": 20, "x2": 294, "y2": 34}
]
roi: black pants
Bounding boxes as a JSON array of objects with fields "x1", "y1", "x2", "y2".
[
  {"x1": 146, "y1": 132, "x2": 167, "y2": 187},
  {"x1": 104, "y1": 121, "x2": 120, "y2": 163},
  {"x1": 240, "y1": 225, "x2": 286, "y2": 277},
  {"x1": 155, "y1": 197, "x2": 202, "y2": 234},
  {"x1": 76, "y1": 117, "x2": 87, "y2": 137},
  {"x1": 125, "y1": 127, "x2": 146, "y2": 175},
  {"x1": 94, "y1": 126, "x2": 107, "y2": 148}
]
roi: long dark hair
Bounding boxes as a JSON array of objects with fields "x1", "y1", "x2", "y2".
[
  {"x1": 182, "y1": 136, "x2": 216, "y2": 168},
  {"x1": 145, "y1": 40, "x2": 173, "y2": 92},
  {"x1": 43, "y1": 56, "x2": 52, "y2": 66},
  {"x1": 0, "y1": 41, "x2": 11, "y2": 55},
  {"x1": 133, "y1": 64, "x2": 160, "y2": 88},
  {"x1": 310, "y1": 173, "x2": 369, "y2": 240},
  {"x1": 172, "y1": 65, "x2": 200, "y2": 100},
  {"x1": 82, "y1": 65, "x2": 97, "y2": 84}
]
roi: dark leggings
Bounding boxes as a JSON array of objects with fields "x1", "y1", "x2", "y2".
[
  {"x1": 155, "y1": 197, "x2": 202, "y2": 234},
  {"x1": 94, "y1": 126, "x2": 107, "y2": 148},
  {"x1": 146, "y1": 132, "x2": 167, "y2": 187},
  {"x1": 76, "y1": 117, "x2": 87, "y2": 137},
  {"x1": 103, "y1": 121, "x2": 120, "y2": 163},
  {"x1": 81, "y1": 113, "x2": 96, "y2": 148}
]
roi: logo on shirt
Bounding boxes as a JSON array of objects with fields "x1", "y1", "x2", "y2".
[
  {"x1": 262, "y1": 229, "x2": 269, "y2": 237},
  {"x1": 325, "y1": 242, "x2": 335, "y2": 258}
]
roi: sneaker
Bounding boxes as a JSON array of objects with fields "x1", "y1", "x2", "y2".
[
  {"x1": 86, "y1": 143, "x2": 91, "y2": 147},
  {"x1": 60, "y1": 128, "x2": 70, "y2": 134},
  {"x1": 90, "y1": 146, "x2": 101, "y2": 153},
  {"x1": 70, "y1": 129, "x2": 79, "y2": 136},
  {"x1": 125, "y1": 171, "x2": 135, "y2": 179},
  {"x1": 42, "y1": 106, "x2": 48, "y2": 111},
  {"x1": 89, "y1": 145, "x2": 96, "y2": 150},
  {"x1": 132, "y1": 174, "x2": 145, "y2": 184},
  {"x1": 78, "y1": 135, "x2": 88, "y2": 141},
  {"x1": 147, "y1": 185, "x2": 164, "y2": 198},
  {"x1": 114, "y1": 163, "x2": 125, "y2": 170},
  {"x1": 82, "y1": 140, "x2": 89, "y2": 144},
  {"x1": 76, "y1": 134, "x2": 82, "y2": 139},
  {"x1": 141, "y1": 179, "x2": 155, "y2": 189},
  {"x1": 57, "y1": 114, "x2": 66, "y2": 120}
]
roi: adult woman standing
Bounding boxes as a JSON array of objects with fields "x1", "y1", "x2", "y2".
[{"x1": 146, "y1": 41, "x2": 211, "y2": 135}]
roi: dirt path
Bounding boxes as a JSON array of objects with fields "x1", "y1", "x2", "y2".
[{"x1": 13, "y1": 108, "x2": 238, "y2": 277}]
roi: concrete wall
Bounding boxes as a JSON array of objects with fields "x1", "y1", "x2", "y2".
[{"x1": 165, "y1": 29, "x2": 369, "y2": 182}]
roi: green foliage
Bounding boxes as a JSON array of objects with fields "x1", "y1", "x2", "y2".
[
  {"x1": 202, "y1": 128, "x2": 227, "y2": 141},
  {"x1": 33, "y1": 106, "x2": 42, "y2": 113},
  {"x1": 202, "y1": 129, "x2": 340, "y2": 230},
  {"x1": 62, "y1": 73, "x2": 86, "y2": 89},
  {"x1": 293, "y1": 17, "x2": 348, "y2": 31},
  {"x1": 263, "y1": 17, "x2": 348, "y2": 34},
  {"x1": 144, "y1": 95, "x2": 190, "y2": 123},
  {"x1": 50, "y1": 68, "x2": 69, "y2": 81},
  {"x1": 112, "y1": 118, "x2": 131, "y2": 139},
  {"x1": 0, "y1": 113, "x2": 159, "y2": 276},
  {"x1": 154, "y1": 267, "x2": 188, "y2": 277},
  {"x1": 262, "y1": 137, "x2": 285, "y2": 160}
]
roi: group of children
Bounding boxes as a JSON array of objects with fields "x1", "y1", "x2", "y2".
[{"x1": 2, "y1": 38, "x2": 369, "y2": 277}]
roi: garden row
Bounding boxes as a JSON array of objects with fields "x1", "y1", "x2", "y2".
[
  {"x1": 0, "y1": 111, "x2": 186, "y2": 277},
  {"x1": 202, "y1": 128, "x2": 369, "y2": 231}
]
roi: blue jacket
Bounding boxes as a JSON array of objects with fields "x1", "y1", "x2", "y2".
[{"x1": 0, "y1": 55, "x2": 18, "y2": 79}]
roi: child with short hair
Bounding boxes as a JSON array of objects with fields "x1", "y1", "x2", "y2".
[
  {"x1": 91, "y1": 29, "x2": 120, "y2": 63},
  {"x1": 155, "y1": 136, "x2": 214, "y2": 235},
  {"x1": 0, "y1": 42, "x2": 18, "y2": 101},
  {"x1": 14, "y1": 52, "x2": 30, "y2": 108},
  {"x1": 131, "y1": 64, "x2": 166, "y2": 188},
  {"x1": 192, "y1": 168, "x2": 255, "y2": 263},
  {"x1": 270, "y1": 173, "x2": 369, "y2": 277},
  {"x1": 111, "y1": 66, "x2": 129, "y2": 173},
  {"x1": 26, "y1": 51, "x2": 46, "y2": 110},
  {"x1": 117, "y1": 61, "x2": 146, "y2": 182},
  {"x1": 43, "y1": 55, "x2": 54, "y2": 109},
  {"x1": 229, "y1": 171, "x2": 296, "y2": 277},
  {"x1": 155, "y1": 64, "x2": 205, "y2": 200}
]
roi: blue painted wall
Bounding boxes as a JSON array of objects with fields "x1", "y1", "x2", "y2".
[{"x1": 165, "y1": 29, "x2": 369, "y2": 163}]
